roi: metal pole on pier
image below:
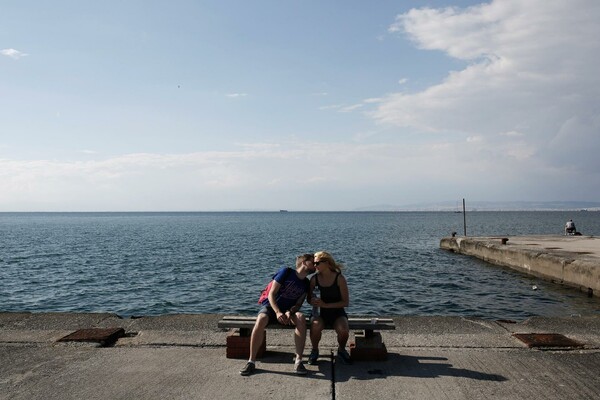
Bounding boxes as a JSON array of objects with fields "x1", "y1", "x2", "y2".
[{"x1": 463, "y1": 198, "x2": 467, "y2": 236}]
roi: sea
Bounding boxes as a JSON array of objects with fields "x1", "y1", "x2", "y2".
[{"x1": 1, "y1": 211, "x2": 599, "y2": 321}]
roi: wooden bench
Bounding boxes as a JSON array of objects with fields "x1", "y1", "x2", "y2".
[{"x1": 218, "y1": 316, "x2": 395, "y2": 361}]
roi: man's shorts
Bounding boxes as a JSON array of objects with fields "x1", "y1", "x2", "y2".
[{"x1": 258, "y1": 306, "x2": 277, "y2": 323}]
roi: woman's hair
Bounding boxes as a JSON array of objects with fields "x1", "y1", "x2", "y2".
[
  {"x1": 296, "y1": 253, "x2": 314, "y2": 268},
  {"x1": 314, "y1": 251, "x2": 344, "y2": 272}
]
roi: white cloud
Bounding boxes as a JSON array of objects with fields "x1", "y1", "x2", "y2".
[
  {"x1": 501, "y1": 130, "x2": 523, "y2": 137},
  {"x1": 466, "y1": 135, "x2": 483, "y2": 143},
  {"x1": 1, "y1": 48, "x2": 28, "y2": 59},
  {"x1": 363, "y1": 98, "x2": 383, "y2": 104},
  {"x1": 339, "y1": 104, "x2": 364, "y2": 113},
  {"x1": 352, "y1": 130, "x2": 378, "y2": 142},
  {"x1": 0, "y1": 142, "x2": 481, "y2": 210},
  {"x1": 378, "y1": 0, "x2": 600, "y2": 179},
  {"x1": 233, "y1": 142, "x2": 281, "y2": 150},
  {"x1": 320, "y1": 98, "x2": 381, "y2": 113},
  {"x1": 2, "y1": 130, "x2": 598, "y2": 211},
  {"x1": 226, "y1": 93, "x2": 248, "y2": 98}
]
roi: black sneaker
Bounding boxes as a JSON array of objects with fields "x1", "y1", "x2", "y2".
[
  {"x1": 240, "y1": 362, "x2": 256, "y2": 376},
  {"x1": 294, "y1": 361, "x2": 308, "y2": 375},
  {"x1": 337, "y1": 349, "x2": 353, "y2": 365},
  {"x1": 308, "y1": 349, "x2": 319, "y2": 365}
]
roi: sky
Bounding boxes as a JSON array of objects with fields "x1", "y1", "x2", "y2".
[{"x1": 1, "y1": 0, "x2": 599, "y2": 211}]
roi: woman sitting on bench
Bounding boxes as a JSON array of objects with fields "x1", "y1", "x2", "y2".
[{"x1": 308, "y1": 251, "x2": 352, "y2": 365}]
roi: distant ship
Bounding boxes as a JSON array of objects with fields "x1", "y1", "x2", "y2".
[{"x1": 279, "y1": 209, "x2": 288, "y2": 212}]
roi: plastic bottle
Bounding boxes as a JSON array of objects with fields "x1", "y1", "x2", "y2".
[{"x1": 312, "y1": 285, "x2": 320, "y2": 318}]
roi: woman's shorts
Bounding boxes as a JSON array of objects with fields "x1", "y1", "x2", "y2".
[{"x1": 319, "y1": 308, "x2": 348, "y2": 328}]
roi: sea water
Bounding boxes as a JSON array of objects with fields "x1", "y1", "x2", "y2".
[{"x1": 1, "y1": 211, "x2": 599, "y2": 320}]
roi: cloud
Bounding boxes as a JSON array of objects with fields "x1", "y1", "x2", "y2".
[
  {"x1": 226, "y1": 93, "x2": 248, "y2": 98},
  {"x1": 339, "y1": 104, "x2": 364, "y2": 113},
  {"x1": 320, "y1": 98, "x2": 381, "y2": 113},
  {"x1": 500, "y1": 131, "x2": 523, "y2": 137},
  {"x1": 233, "y1": 142, "x2": 281, "y2": 150},
  {"x1": 1, "y1": 48, "x2": 28, "y2": 59},
  {"x1": 0, "y1": 142, "x2": 489, "y2": 210},
  {"x1": 363, "y1": 98, "x2": 383, "y2": 104},
  {"x1": 378, "y1": 0, "x2": 600, "y2": 176},
  {"x1": 466, "y1": 135, "x2": 483, "y2": 143},
  {"x1": 2, "y1": 129, "x2": 599, "y2": 211}
]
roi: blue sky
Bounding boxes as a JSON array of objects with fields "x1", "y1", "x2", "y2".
[{"x1": 2, "y1": 0, "x2": 599, "y2": 211}]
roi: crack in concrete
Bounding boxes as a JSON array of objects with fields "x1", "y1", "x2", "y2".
[{"x1": 330, "y1": 350, "x2": 336, "y2": 400}]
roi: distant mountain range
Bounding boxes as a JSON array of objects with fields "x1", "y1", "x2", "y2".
[{"x1": 354, "y1": 201, "x2": 600, "y2": 212}]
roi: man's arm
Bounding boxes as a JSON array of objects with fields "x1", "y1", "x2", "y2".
[
  {"x1": 288, "y1": 293, "x2": 307, "y2": 314},
  {"x1": 268, "y1": 281, "x2": 290, "y2": 325}
]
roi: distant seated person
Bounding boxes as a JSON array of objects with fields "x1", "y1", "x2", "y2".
[{"x1": 565, "y1": 219, "x2": 576, "y2": 235}]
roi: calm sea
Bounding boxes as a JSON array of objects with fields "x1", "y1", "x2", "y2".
[{"x1": 1, "y1": 211, "x2": 599, "y2": 320}]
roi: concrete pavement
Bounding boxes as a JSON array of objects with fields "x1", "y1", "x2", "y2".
[{"x1": 1, "y1": 312, "x2": 600, "y2": 399}]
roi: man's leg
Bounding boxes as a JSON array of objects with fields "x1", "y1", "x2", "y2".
[
  {"x1": 291, "y1": 312, "x2": 307, "y2": 361},
  {"x1": 249, "y1": 313, "x2": 270, "y2": 361},
  {"x1": 240, "y1": 312, "x2": 270, "y2": 376},
  {"x1": 290, "y1": 312, "x2": 308, "y2": 375}
]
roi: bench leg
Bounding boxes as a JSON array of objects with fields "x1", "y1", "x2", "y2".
[
  {"x1": 226, "y1": 328, "x2": 266, "y2": 359},
  {"x1": 350, "y1": 330, "x2": 388, "y2": 361}
]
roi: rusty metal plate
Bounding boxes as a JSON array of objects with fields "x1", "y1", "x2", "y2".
[
  {"x1": 513, "y1": 333, "x2": 584, "y2": 348},
  {"x1": 58, "y1": 328, "x2": 125, "y2": 346}
]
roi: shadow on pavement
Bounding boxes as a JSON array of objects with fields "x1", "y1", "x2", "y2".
[
  {"x1": 335, "y1": 353, "x2": 508, "y2": 382},
  {"x1": 247, "y1": 350, "x2": 331, "y2": 380}
]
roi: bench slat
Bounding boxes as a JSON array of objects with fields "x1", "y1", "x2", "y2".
[
  {"x1": 220, "y1": 316, "x2": 394, "y2": 323},
  {"x1": 218, "y1": 316, "x2": 395, "y2": 331}
]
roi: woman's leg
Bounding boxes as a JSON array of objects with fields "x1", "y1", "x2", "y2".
[
  {"x1": 310, "y1": 317, "x2": 325, "y2": 350},
  {"x1": 333, "y1": 316, "x2": 350, "y2": 350}
]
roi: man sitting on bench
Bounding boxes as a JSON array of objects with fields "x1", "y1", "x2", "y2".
[
  {"x1": 565, "y1": 219, "x2": 576, "y2": 235},
  {"x1": 240, "y1": 253, "x2": 315, "y2": 376}
]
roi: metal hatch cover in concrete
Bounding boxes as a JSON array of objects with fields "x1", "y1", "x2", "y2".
[
  {"x1": 58, "y1": 327, "x2": 125, "y2": 346},
  {"x1": 513, "y1": 333, "x2": 584, "y2": 348}
]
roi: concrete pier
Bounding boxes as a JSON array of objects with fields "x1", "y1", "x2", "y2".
[
  {"x1": 440, "y1": 235, "x2": 600, "y2": 297},
  {"x1": 1, "y1": 312, "x2": 600, "y2": 399}
]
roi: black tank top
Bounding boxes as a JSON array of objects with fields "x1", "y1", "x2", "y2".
[{"x1": 316, "y1": 273, "x2": 342, "y2": 304}]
